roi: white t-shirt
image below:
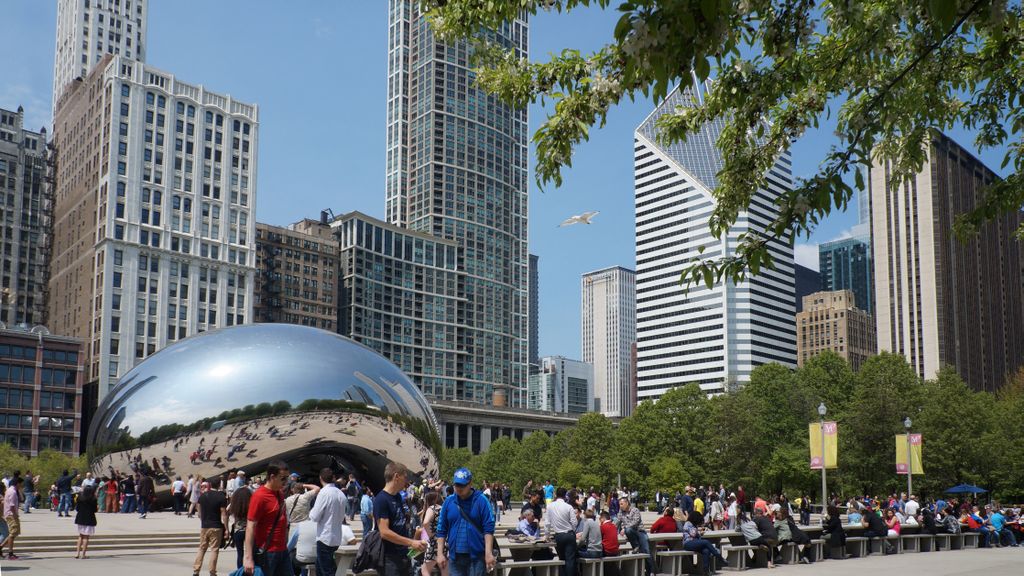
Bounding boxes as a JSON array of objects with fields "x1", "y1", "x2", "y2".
[
  {"x1": 172, "y1": 480, "x2": 186, "y2": 494},
  {"x1": 905, "y1": 499, "x2": 920, "y2": 517}
]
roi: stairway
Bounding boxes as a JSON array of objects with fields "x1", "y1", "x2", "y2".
[{"x1": 17, "y1": 532, "x2": 200, "y2": 553}]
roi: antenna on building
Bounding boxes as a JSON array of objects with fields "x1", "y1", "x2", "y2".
[{"x1": 321, "y1": 208, "x2": 336, "y2": 225}]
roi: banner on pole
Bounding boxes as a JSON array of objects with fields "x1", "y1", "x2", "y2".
[
  {"x1": 809, "y1": 421, "x2": 838, "y2": 469},
  {"x1": 896, "y1": 433, "x2": 924, "y2": 474}
]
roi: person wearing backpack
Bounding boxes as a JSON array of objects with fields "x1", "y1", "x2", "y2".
[
  {"x1": 375, "y1": 462, "x2": 427, "y2": 576},
  {"x1": 436, "y1": 468, "x2": 497, "y2": 576}
]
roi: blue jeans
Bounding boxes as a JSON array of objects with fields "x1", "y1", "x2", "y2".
[
  {"x1": 449, "y1": 553, "x2": 486, "y2": 576},
  {"x1": 316, "y1": 541, "x2": 339, "y2": 576},
  {"x1": 998, "y1": 528, "x2": 1018, "y2": 546},
  {"x1": 624, "y1": 528, "x2": 655, "y2": 576},
  {"x1": 138, "y1": 496, "x2": 150, "y2": 516},
  {"x1": 361, "y1": 514, "x2": 373, "y2": 535},
  {"x1": 260, "y1": 550, "x2": 294, "y2": 576},
  {"x1": 683, "y1": 539, "x2": 725, "y2": 572},
  {"x1": 121, "y1": 494, "x2": 137, "y2": 513},
  {"x1": 23, "y1": 491, "x2": 35, "y2": 513},
  {"x1": 58, "y1": 492, "x2": 72, "y2": 515}
]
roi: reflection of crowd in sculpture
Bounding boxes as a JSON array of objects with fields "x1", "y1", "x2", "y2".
[{"x1": 95, "y1": 410, "x2": 440, "y2": 500}]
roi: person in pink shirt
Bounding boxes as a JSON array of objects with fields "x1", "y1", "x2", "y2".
[
  {"x1": 3, "y1": 476, "x2": 22, "y2": 559},
  {"x1": 884, "y1": 508, "x2": 901, "y2": 537}
]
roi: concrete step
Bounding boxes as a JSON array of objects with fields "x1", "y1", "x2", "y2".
[{"x1": 18, "y1": 541, "x2": 201, "y2": 553}]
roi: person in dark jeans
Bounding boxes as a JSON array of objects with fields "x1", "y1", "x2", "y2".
[
  {"x1": 436, "y1": 467, "x2": 497, "y2": 576},
  {"x1": 56, "y1": 470, "x2": 74, "y2": 517},
  {"x1": 375, "y1": 462, "x2": 426, "y2": 576},
  {"x1": 861, "y1": 507, "x2": 894, "y2": 554}
]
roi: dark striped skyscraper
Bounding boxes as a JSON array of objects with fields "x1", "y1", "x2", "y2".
[
  {"x1": 386, "y1": 1, "x2": 529, "y2": 406},
  {"x1": 634, "y1": 81, "x2": 796, "y2": 398}
]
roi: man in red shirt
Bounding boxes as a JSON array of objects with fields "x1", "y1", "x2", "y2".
[
  {"x1": 244, "y1": 460, "x2": 291, "y2": 576},
  {"x1": 599, "y1": 511, "x2": 620, "y2": 557}
]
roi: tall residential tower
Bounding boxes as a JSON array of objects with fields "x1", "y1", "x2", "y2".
[
  {"x1": 0, "y1": 107, "x2": 52, "y2": 325},
  {"x1": 54, "y1": 0, "x2": 148, "y2": 112},
  {"x1": 386, "y1": 1, "x2": 529, "y2": 406},
  {"x1": 581, "y1": 266, "x2": 636, "y2": 417},
  {"x1": 50, "y1": 56, "x2": 258, "y2": 397},
  {"x1": 634, "y1": 82, "x2": 796, "y2": 398},
  {"x1": 870, "y1": 131, "x2": 1024, "y2": 391}
]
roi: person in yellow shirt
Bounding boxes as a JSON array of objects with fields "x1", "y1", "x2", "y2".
[{"x1": 694, "y1": 494, "x2": 705, "y2": 515}]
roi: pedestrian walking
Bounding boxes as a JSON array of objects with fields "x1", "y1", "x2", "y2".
[
  {"x1": 74, "y1": 485, "x2": 98, "y2": 559},
  {"x1": 193, "y1": 478, "x2": 228, "y2": 576},
  {"x1": 360, "y1": 487, "x2": 375, "y2": 535},
  {"x1": 436, "y1": 468, "x2": 496, "y2": 576},
  {"x1": 172, "y1": 476, "x2": 187, "y2": 515},
  {"x1": 3, "y1": 475, "x2": 22, "y2": 559},
  {"x1": 546, "y1": 487, "x2": 579, "y2": 576},
  {"x1": 243, "y1": 460, "x2": 291, "y2": 576},
  {"x1": 56, "y1": 469, "x2": 74, "y2": 517},
  {"x1": 374, "y1": 462, "x2": 426, "y2": 576},
  {"x1": 21, "y1": 470, "x2": 36, "y2": 514},
  {"x1": 137, "y1": 472, "x2": 155, "y2": 519},
  {"x1": 308, "y1": 468, "x2": 347, "y2": 576}
]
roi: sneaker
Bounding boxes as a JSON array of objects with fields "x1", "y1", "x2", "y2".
[
  {"x1": 799, "y1": 557, "x2": 810, "y2": 564},
  {"x1": 7, "y1": 554, "x2": 20, "y2": 560}
]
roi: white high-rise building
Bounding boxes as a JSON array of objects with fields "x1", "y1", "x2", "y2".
[
  {"x1": 634, "y1": 82, "x2": 796, "y2": 398},
  {"x1": 54, "y1": 0, "x2": 148, "y2": 113},
  {"x1": 581, "y1": 266, "x2": 636, "y2": 417},
  {"x1": 50, "y1": 56, "x2": 257, "y2": 397},
  {"x1": 527, "y1": 356, "x2": 593, "y2": 414}
]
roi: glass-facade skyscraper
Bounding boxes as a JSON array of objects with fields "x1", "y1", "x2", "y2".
[
  {"x1": 386, "y1": 1, "x2": 529, "y2": 406},
  {"x1": 819, "y1": 237, "x2": 873, "y2": 314}
]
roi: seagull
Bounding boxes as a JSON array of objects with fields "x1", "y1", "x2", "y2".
[{"x1": 558, "y1": 210, "x2": 600, "y2": 227}]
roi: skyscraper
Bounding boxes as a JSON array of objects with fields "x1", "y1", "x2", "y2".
[
  {"x1": 634, "y1": 82, "x2": 796, "y2": 398},
  {"x1": 796, "y1": 290, "x2": 876, "y2": 371},
  {"x1": 529, "y1": 254, "x2": 540, "y2": 369},
  {"x1": 53, "y1": 0, "x2": 148, "y2": 112},
  {"x1": 50, "y1": 56, "x2": 258, "y2": 397},
  {"x1": 254, "y1": 218, "x2": 339, "y2": 331},
  {"x1": 794, "y1": 263, "x2": 821, "y2": 313},
  {"x1": 819, "y1": 236, "x2": 873, "y2": 314},
  {"x1": 581, "y1": 266, "x2": 636, "y2": 417},
  {"x1": 386, "y1": 1, "x2": 529, "y2": 406},
  {"x1": 871, "y1": 131, "x2": 1024, "y2": 391},
  {"x1": 0, "y1": 107, "x2": 51, "y2": 325}
]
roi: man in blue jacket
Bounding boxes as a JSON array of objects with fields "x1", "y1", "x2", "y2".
[{"x1": 436, "y1": 468, "x2": 496, "y2": 576}]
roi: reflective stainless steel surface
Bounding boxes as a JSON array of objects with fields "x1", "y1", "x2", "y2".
[{"x1": 88, "y1": 324, "x2": 440, "y2": 501}]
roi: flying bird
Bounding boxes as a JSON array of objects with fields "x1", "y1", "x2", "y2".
[{"x1": 558, "y1": 211, "x2": 600, "y2": 227}]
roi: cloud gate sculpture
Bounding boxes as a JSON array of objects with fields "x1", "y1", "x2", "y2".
[{"x1": 88, "y1": 324, "x2": 440, "y2": 503}]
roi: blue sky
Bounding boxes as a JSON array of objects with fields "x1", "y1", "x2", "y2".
[{"x1": 5, "y1": 1, "x2": 1008, "y2": 360}]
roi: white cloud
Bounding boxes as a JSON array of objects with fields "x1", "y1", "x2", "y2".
[{"x1": 794, "y1": 242, "x2": 820, "y2": 271}]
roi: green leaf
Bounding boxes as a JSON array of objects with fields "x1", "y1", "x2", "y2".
[
  {"x1": 929, "y1": 0, "x2": 958, "y2": 31},
  {"x1": 854, "y1": 168, "x2": 865, "y2": 190},
  {"x1": 700, "y1": 0, "x2": 717, "y2": 21},
  {"x1": 695, "y1": 57, "x2": 710, "y2": 82}
]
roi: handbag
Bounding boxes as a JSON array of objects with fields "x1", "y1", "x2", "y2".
[
  {"x1": 254, "y1": 496, "x2": 284, "y2": 568},
  {"x1": 456, "y1": 497, "x2": 502, "y2": 566}
]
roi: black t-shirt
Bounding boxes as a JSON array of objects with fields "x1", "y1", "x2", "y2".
[
  {"x1": 199, "y1": 490, "x2": 227, "y2": 529},
  {"x1": 754, "y1": 516, "x2": 777, "y2": 540},
  {"x1": 374, "y1": 489, "x2": 408, "y2": 555},
  {"x1": 120, "y1": 477, "x2": 135, "y2": 495},
  {"x1": 57, "y1": 474, "x2": 72, "y2": 492},
  {"x1": 522, "y1": 501, "x2": 543, "y2": 522},
  {"x1": 865, "y1": 512, "x2": 886, "y2": 533}
]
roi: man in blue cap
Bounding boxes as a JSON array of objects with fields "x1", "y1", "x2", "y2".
[{"x1": 436, "y1": 468, "x2": 496, "y2": 576}]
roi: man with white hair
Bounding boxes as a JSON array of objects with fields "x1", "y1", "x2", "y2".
[{"x1": 227, "y1": 470, "x2": 246, "y2": 498}]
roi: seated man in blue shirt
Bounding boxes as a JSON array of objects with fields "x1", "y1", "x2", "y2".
[
  {"x1": 989, "y1": 508, "x2": 1018, "y2": 547},
  {"x1": 518, "y1": 509, "x2": 539, "y2": 537},
  {"x1": 436, "y1": 468, "x2": 497, "y2": 576}
]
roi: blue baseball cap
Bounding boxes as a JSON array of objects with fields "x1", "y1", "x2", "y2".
[{"x1": 453, "y1": 468, "x2": 472, "y2": 486}]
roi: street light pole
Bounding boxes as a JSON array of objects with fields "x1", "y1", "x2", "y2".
[
  {"x1": 904, "y1": 416, "x2": 913, "y2": 497},
  {"x1": 818, "y1": 402, "x2": 827, "y2": 518}
]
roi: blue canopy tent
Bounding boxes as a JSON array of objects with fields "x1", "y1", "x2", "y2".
[{"x1": 945, "y1": 484, "x2": 987, "y2": 494}]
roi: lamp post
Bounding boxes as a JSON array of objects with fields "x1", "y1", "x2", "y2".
[
  {"x1": 818, "y1": 402, "x2": 827, "y2": 517},
  {"x1": 904, "y1": 416, "x2": 913, "y2": 497}
]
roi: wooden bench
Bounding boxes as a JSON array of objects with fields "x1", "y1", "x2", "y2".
[
  {"x1": 962, "y1": 532, "x2": 981, "y2": 549},
  {"x1": 654, "y1": 549, "x2": 698, "y2": 575},
  {"x1": 720, "y1": 544, "x2": 760, "y2": 570},
  {"x1": 496, "y1": 559, "x2": 565, "y2": 576}
]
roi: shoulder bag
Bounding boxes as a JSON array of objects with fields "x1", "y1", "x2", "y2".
[
  {"x1": 457, "y1": 495, "x2": 502, "y2": 566},
  {"x1": 254, "y1": 496, "x2": 284, "y2": 569}
]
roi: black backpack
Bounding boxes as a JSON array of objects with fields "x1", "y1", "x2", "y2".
[{"x1": 352, "y1": 529, "x2": 385, "y2": 574}]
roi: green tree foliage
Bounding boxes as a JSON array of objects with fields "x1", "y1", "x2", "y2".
[
  {"x1": 439, "y1": 354, "x2": 1024, "y2": 502},
  {"x1": 439, "y1": 447, "x2": 474, "y2": 482},
  {"x1": 0, "y1": 445, "x2": 88, "y2": 506},
  {"x1": 425, "y1": 0, "x2": 1024, "y2": 289}
]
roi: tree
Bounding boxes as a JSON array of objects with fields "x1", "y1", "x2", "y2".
[
  {"x1": 648, "y1": 457, "x2": 687, "y2": 495},
  {"x1": 515, "y1": 431, "x2": 555, "y2": 490},
  {"x1": 477, "y1": 437, "x2": 522, "y2": 486},
  {"x1": 567, "y1": 412, "x2": 616, "y2": 487},
  {"x1": 440, "y1": 447, "x2": 474, "y2": 482},
  {"x1": 425, "y1": 0, "x2": 1024, "y2": 288},
  {"x1": 795, "y1": 351, "x2": 856, "y2": 414}
]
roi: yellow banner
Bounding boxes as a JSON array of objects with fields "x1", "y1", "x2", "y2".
[
  {"x1": 809, "y1": 421, "x2": 838, "y2": 469},
  {"x1": 896, "y1": 433, "x2": 924, "y2": 474}
]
